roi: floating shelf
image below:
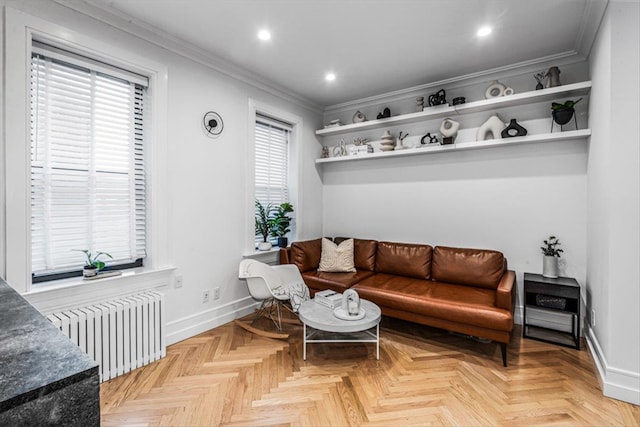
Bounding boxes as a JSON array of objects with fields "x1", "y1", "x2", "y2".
[
  {"x1": 316, "y1": 81, "x2": 592, "y2": 137},
  {"x1": 315, "y1": 129, "x2": 591, "y2": 164}
]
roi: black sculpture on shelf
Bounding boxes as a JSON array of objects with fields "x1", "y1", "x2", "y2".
[
  {"x1": 501, "y1": 119, "x2": 528, "y2": 138},
  {"x1": 452, "y1": 96, "x2": 466, "y2": 105},
  {"x1": 427, "y1": 89, "x2": 447, "y2": 106},
  {"x1": 376, "y1": 107, "x2": 391, "y2": 120},
  {"x1": 420, "y1": 132, "x2": 439, "y2": 145}
]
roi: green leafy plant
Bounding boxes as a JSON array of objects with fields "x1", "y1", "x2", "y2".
[
  {"x1": 270, "y1": 202, "x2": 294, "y2": 239},
  {"x1": 551, "y1": 98, "x2": 582, "y2": 111},
  {"x1": 540, "y1": 236, "x2": 563, "y2": 257},
  {"x1": 73, "y1": 249, "x2": 113, "y2": 270},
  {"x1": 255, "y1": 200, "x2": 275, "y2": 243}
]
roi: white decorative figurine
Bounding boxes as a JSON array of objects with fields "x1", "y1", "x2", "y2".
[
  {"x1": 440, "y1": 118, "x2": 460, "y2": 144},
  {"x1": 342, "y1": 289, "x2": 361, "y2": 316},
  {"x1": 476, "y1": 114, "x2": 506, "y2": 141}
]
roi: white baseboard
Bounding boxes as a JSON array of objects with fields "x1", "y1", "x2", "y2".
[
  {"x1": 165, "y1": 296, "x2": 258, "y2": 345},
  {"x1": 585, "y1": 324, "x2": 640, "y2": 405}
]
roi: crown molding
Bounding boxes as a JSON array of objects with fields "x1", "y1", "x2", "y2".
[
  {"x1": 51, "y1": 0, "x2": 323, "y2": 114},
  {"x1": 323, "y1": 51, "x2": 585, "y2": 115},
  {"x1": 576, "y1": 0, "x2": 609, "y2": 59}
]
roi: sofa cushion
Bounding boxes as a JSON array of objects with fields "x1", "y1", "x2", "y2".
[
  {"x1": 352, "y1": 274, "x2": 512, "y2": 331},
  {"x1": 318, "y1": 238, "x2": 356, "y2": 273},
  {"x1": 432, "y1": 246, "x2": 505, "y2": 289},
  {"x1": 375, "y1": 241, "x2": 432, "y2": 279},
  {"x1": 302, "y1": 270, "x2": 375, "y2": 293},
  {"x1": 334, "y1": 237, "x2": 377, "y2": 271},
  {"x1": 290, "y1": 238, "x2": 322, "y2": 272}
]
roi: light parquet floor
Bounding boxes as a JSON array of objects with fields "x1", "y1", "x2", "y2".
[{"x1": 100, "y1": 317, "x2": 639, "y2": 426}]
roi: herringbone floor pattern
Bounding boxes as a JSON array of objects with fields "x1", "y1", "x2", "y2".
[{"x1": 101, "y1": 317, "x2": 639, "y2": 426}]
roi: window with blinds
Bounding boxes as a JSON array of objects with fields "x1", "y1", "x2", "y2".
[
  {"x1": 30, "y1": 42, "x2": 148, "y2": 281},
  {"x1": 254, "y1": 114, "x2": 291, "y2": 245}
]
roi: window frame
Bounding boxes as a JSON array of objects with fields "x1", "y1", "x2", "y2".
[
  {"x1": 246, "y1": 100, "x2": 303, "y2": 255},
  {"x1": 2, "y1": 8, "x2": 169, "y2": 293}
]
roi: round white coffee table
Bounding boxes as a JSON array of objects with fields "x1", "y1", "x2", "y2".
[{"x1": 298, "y1": 298, "x2": 382, "y2": 360}]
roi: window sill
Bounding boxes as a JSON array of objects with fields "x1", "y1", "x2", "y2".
[
  {"x1": 24, "y1": 266, "x2": 175, "y2": 315},
  {"x1": 243, "y1": 247, "x2": 283, "y2": 264}
]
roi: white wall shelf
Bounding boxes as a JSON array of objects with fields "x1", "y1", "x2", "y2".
[
  {"x1": 316, "y1": 81, "x2": 592, "y2": 137},
  {"x1": 315, "y1": 129, "x2": 591, "y2": 164}
]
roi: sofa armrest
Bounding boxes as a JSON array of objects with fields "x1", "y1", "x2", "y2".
[
  {"x1": 496, "y1": 270, "x2": 516, "y2": 312},
  {"x1": 279, "y1": 247, "x2": 292, "y2": 265}
]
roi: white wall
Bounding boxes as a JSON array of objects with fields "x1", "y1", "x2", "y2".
[
  {"x1": 0, "y1": 0, "x2": 324, "y2": 343},
  {"x1": 587, "y1": 0, "x2": 640, "y2": 405}
]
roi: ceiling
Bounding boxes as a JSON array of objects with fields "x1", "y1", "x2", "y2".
[{"x1": 82, "y1": 0, "x2": 604, "y2": 108}]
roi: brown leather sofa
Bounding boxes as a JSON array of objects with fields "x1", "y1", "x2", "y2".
[{"x1": 280, "y1": 238, "x2": 516, "y2": 366}]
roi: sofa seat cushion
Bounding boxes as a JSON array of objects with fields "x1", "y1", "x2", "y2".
[
  {"x1": 352, "y1": 274, "x2": 513, "y2": 332},
  {"x1": 302, "y1": 270, "x2": 375, "y2": 293}
]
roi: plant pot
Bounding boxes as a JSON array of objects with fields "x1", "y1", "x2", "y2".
[
  {"x1": 83, "y1": 265, "x2": 98, "y2": 278},
  {"x1": 542, "y1": 256, "x2": 559, "y2": 278},
  {"x1": 277, "y1": 237, "x2": 288, "y2": 248},
  {"x1": 552, "y1": 108, "x2": 575, "y2": 125},
  {"x1": 257, "y1": 241, "x2": 272, "y2": 251}
]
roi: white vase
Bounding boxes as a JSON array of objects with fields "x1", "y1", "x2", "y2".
[
  {"x1": 542, "y1": 256, "x2": 559, "y2": 278},
  {"x1": 476, "y1": 114, "x2": 506, "y2": 141},
  {"x1": 485, "y1": 80, "x2": 506, "y2": 99},
  {"x1": 258, "y1": 241, "x2": 272, "y2": 251}
]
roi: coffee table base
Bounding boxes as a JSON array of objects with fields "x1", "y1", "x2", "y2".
[{"x1": 303, "y1": 324, "x2": 380, "y2": 360}]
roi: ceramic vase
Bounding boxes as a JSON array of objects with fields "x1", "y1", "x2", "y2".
[
  {"x1": 485, "y1": 80, "x2": 506, "y2": 99},
  {"x1": 476, "y1": 114, "x2": 506, "y2": 141},
  {"x1": 352, "y1": 110, "x2": 366, "y2": 123},
  {"x1": 501, "y1": 119, "x2": 528, "y2": 138},
  {"x1": 379, "y1": 130, "x2": 395, "y2": 151},
  {"x1": 542, "y1": 256, "x2": 559, "y2": 278},
  {"x1": 440, "y1": 118, "x2": 460, "y2": 144}
]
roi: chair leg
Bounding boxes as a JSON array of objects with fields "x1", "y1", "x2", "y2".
[{"x1": 500, "y1": 343, "x2": 507, "y2": 367}]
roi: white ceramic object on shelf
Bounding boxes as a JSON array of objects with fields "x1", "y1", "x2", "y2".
[
  {"x1": 379, "y1": 130, "x2": 395, "y2": 151},
  {"x1": 485, "y1": 80, "x2": 507, "y2": 99},
  {"x1": 440, "y1": 118, "x2": 460, "y2": 139},
  {"x1": 476, "y1": 114, "x2": 506, "y2": 141},
  {"x1": 352, "y1": 110, "x2": 366, "y2": 123}
]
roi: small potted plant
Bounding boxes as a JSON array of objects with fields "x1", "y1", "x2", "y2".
[
  {"x1": 540, "y1": 236, "x2": 563, "y2": 278},
  {"x1": 255, "y1": 200, "x2": 275, "y2": 251},
  {"x1": 270, "y1": 202, "x2": 294, "y2": 248},
  {"x1": 74, "y1": 249, "x2": 113, "y2": 278},
  {"x1": 551, "y1": 98, "x2": 582, "y2": 126}
]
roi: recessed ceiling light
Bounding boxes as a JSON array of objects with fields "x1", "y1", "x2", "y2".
[
  {"x1": 477, "y1": 26, "x2": 492, "y2": 37},
  {"x1": 325, "y1": 73, "x2": 336, "y2": 82},
  {"x1": 258, "y1": 30, "x2": 271, "y2": 41}
]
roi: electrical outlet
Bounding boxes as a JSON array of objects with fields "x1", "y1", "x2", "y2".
[
  {"x1": 591, "y1": 309, "x2": 596, "y2": 327},
  {"x1": 213, "y1": 287, "x2": 220, "y2": 300},
  {"x1": 175, "y1": 275, "x2": 183, "y2": 288},
  {"x1": 202, "y1": 290, "x2": 210, "y2": 303}
]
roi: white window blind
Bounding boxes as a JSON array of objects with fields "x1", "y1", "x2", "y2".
[
  {"x1": 30, "y1": 42, "x2": 148, "y2": 277},
  {"x1": 254, "y1": 114, "x2": 291, "y2": 244}
]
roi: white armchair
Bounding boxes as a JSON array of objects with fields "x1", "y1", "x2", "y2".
[{"x1": 237, "y1": 259, "x2": 307, "y2": 338}]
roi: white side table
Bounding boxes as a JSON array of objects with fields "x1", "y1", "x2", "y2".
[{"x1": 298, "y1": 298, "x2": 382, "y2": 360}]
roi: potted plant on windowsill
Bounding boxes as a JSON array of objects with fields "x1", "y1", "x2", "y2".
[
  {"x1": 74, "y1": 249, "x2": 113, "y2": 278},
  {"x1": 271, "y1": 202, "x2": 294, "y2": 248},
  {"x1": 255, "y1": 200, "x2": 275, "y2": 251},
  {"x1": 540, "y1": 236, "x2": 563, "y2": 278}
]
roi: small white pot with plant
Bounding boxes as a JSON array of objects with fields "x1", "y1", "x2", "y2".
[
  {"x1": 74, "y1": 249, "x2": 113, "y2": 278},
  {"x1": 540, "y1": 236, "x2": 563, "y2": 278},
  {"x1": 255, "y1": 200, "x2": 275, "y2": 251}
]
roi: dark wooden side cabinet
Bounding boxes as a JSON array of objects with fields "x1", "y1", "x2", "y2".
[{"x1": 523, "y1": 272, "x2": 580, "y2": 350}]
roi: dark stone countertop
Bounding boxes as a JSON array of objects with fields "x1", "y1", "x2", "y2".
[{"x1": 0, "y1": 278, "x2": 98, "y2": 411}]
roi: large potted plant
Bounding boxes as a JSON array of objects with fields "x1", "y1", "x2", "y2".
[
  {"x1": 270, "y1": 202, "x2": 294, "y2": 247},
  {"x1": 540, "y1": 236, "x2": 563, "y2": 278},
  {"x1": 74, "y1": 249, "x2": 113, "y2": 278},
  {"x1": 255, "y1": 200, "x2": 275, "y2": 251}
]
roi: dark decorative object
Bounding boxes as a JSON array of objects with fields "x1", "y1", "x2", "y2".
[
  {"x1": 376, "y1": 107, "x2": 391, "y2": 119},
  {"x1": 534, "y1": 71, "x2": 547, "y2": 90},
  {"x1": 551, "y1": 98, "x2": 581, "y2": 132},
  {"x1": 535, "y1": 294, "x2": 567, "y2": 310},
  {"x1": 427, "y1": 89, "x2": 447, "y2": 106},
  {"x1": 203, "y1": 111, "x2": 224, "y2": 137},
  {"x1": 545, "y1": 66, "x2": 561, "y2": 88},
  {"x1": 452, "y1": 97, "x2": 466, "y2": 105},
  {"x1": 420, "y1": 132, "x2": 439, "y2": 145},
  {"x1": 501, "y1": 119, "x2": 528, "y2": 138},
  {"x1": 277, "y1": 237, "x2": 288, "y2": 248}
]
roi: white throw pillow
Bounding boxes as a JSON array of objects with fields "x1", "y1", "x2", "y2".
[{"x1": 318, "y1": 238, "x2": 356, "y2": 273}]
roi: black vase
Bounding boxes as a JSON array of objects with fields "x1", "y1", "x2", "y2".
[
  {"x1": 501, "y1": 119, "x2": 528, "y2": 138},
  {"x1": 277, "y1": 237, "x2": 288, "y2": 248},
  {"x1": 552, "y1": 108, "x2": 575, "y2": 125}
]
